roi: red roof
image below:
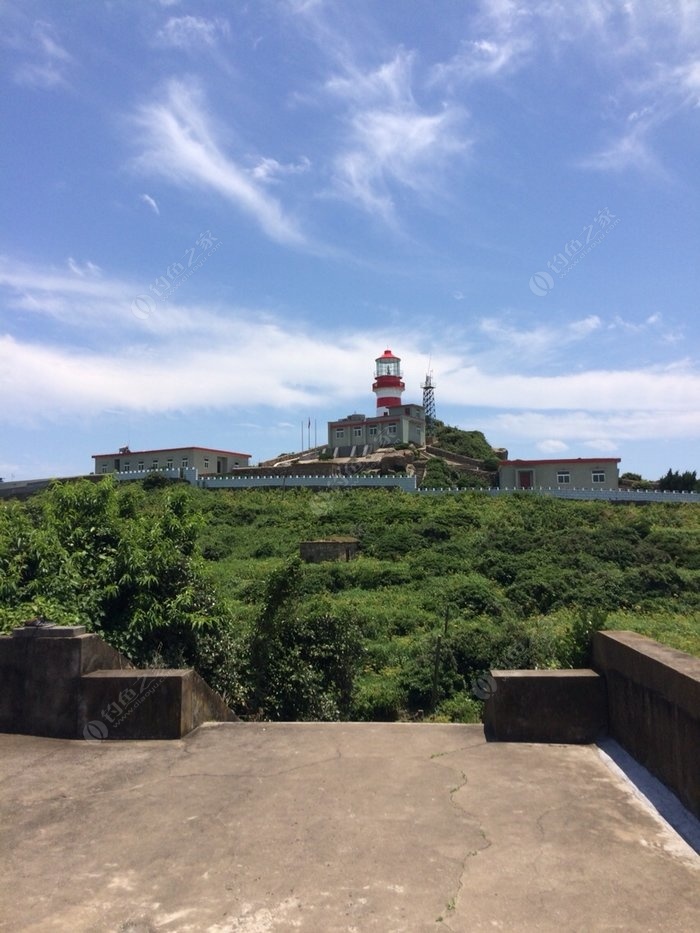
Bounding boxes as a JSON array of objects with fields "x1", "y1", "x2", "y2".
[
  {"x1": 500, "y1": 458, "x2": 621, "y2": 466},
  {"x1": 377, "y1": 348, "x2": 399, "y2": 359},
  {"x1": 92, "y1": 446, "x2": 251, "y2": 458}
]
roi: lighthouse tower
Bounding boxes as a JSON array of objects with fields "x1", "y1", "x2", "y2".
[{"x1": 373, "y1": 349, "x2": 405, "y2": 414}]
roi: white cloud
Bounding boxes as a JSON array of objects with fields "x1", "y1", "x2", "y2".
[
  {"x1": 251, "y1": 157, "x2": 311, "y2": 182},
  {"x1": 334, "y1": 107, "x2": 467, "y2": 221},
  {"x1": 2, "y1": 255, "x2": 699, "y2": 450},
  {"x1": 155, "y1": 16, "x2": 229, "y2": 50},
  {"x1": 578, "y1": 120, "x2": 666, "y2": 175},
  {"x1": 440, "y1": 364, "x2": 700, "y2": 415},
  {"x1": 477, "y1": 315, "x2": 602, "y2": 366},
  {"x1": 537, "y1": 439, "x2": 569, "y2": 453},
  {"x1": 431, "y1": 34, "x2": 531, "y2": 87},
  {"x1": 129, "y1": 80, "x2": 307, "y2": 246},
  {"x1": 427, "y1": 2, "x2": 700, "y2": 177},
  {"x1": 14, "y1": 21, "x2": 72, "y2": 89},
  {"x1": 485, "y1": 408, "x2": 700, "y2": 445},
  {"x1": 66, "y1": 258, "x2": 101, "y2": 278},
  {"x1": 326, "y1": 48, "x2": 416, "y2": 106},
  {"x1": 325, "y1": 51, "x2": 469, "y2": 221},
  {"x1": 140, "y1": 193, "x2": 160, "y2": 215},
  {"x1": 0, "y1": 256, "x2": 118, "y2": 304},
  {"x1": 583, "y1": 438, "x2": 619, "y2": 452},
  {"x1": 609, "y1": 313, "x2": 662, "y2": 334}
]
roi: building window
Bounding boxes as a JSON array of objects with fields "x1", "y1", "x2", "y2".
[
  {"x1": 166, "y1": 458, "x2": 173, "y2": 469},
  {"x1": 387, "y1": 424, "x2": 397, "y2": 435},
  {"x1": 592, "y1": 470, "x2": 606, "y2": 483},
  {"x1": 335, "y1": 428, "x2": 345, "y2": 439},
  {"x1": 101, "y1": 464, "x2": 108, "y2": 474},
  {"x1": 123, "y1": 461, "x2": 130, "y2": 471},
  {"x1": 152, "y1": 459, "x2": 159, "y2": 469},
  {"x1": 181, "y1": 458, "x2": 189, "y2": 468},
  {"x1": 353, "y1": 427, "x2": 363, "y2": 438},
  {"x1": 557, "y1": 471, "x2": 570, "y2": 484},
  {"x1": 137, "y1": 460, "x2": 144, "y2": 470},
  {"x1": 203, "y1": 458, "x2": 209, "y2": 469},
  {"x1": 368, "y1": 426, "x2": 378, "y2": 436}
]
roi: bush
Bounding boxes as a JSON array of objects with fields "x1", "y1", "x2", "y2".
[
  {"x1": 351, "y1": 672, "x2": 405, "y2": 720},
  {"x1": 432, "y1": 692, "x2": 483, "y2": 723}
]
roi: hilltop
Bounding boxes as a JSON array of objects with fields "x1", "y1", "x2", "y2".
[{"x1": 259, "y1": 420, "x2": 505, "y2": 489}]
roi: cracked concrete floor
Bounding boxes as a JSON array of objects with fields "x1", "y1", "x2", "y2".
[{"x1": 0, "y1": 723, "x2": 698, "y2": 932}]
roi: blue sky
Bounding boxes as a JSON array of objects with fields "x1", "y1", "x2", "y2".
[{"x1": 1, "y1": 0, "x2": 699, "y2": 480}]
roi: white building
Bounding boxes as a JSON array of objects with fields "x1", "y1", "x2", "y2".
[
  {"x1": 498, "y1": 458, "x2": 621, "y2": 490},
  {"x1": 93, "y1": 446, "x2": 251, "y2": 476}
]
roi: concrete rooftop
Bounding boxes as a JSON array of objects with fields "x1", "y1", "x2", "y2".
[{"x1": 0, "y1": 723, "x2": 698, "y2": 932}]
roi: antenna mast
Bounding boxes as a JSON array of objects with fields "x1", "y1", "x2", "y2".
[{"x1": 421, "y1": 370, "x2": 436, "y2": 441}]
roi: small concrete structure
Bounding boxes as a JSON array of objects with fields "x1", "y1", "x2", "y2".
[
  {"x1": 299, "y1": 536, "x2": 359, "y2": 563},
  {"x1": 483, "y1": 669, "x2": 607, "y2": 743},
  {"x1": 593, "y1": 630, "x2": 700, "y2": 819},
  {"x1": 0, "y1": 624, "x2": 235, "y2": 739}
]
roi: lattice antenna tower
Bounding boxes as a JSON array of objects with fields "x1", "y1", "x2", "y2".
[{"x1": 421, "y1": 367, "x2": 436, "y2": 441}]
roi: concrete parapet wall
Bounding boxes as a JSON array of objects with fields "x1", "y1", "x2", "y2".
[
  {"x1": 592, "y1": 630, "x2": 700, "y2": 818},
  {"x1": 80, "y1": 669, "x2": 236, "y2": 739},
  {"x1": 483, "y1": 670, "x2": 607, "y2": 744},
  {"x1": 0, "y1": 627, "x2": 235, "y2": 740},
  {"x1": 0, "y1": 629, "x2": 131, "y2": 738}
]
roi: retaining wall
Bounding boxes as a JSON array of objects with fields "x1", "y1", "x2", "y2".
[
  {"x1": 484, "y1": 631, "x2": 700, "y2": 818},
  {"x1": 592, "y1": 631, "x2": 700, "y2": 818}
]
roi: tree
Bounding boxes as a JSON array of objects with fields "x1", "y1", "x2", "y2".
[
  {"x1": 0, "y1": 478, "x2": 225, "y2": 665},
  {"x1": 248, "y1": 558, "x2": 363, "y2": 720},
  {"x1": 658, "y1": 468, "x2": 699, "y2": 492}
]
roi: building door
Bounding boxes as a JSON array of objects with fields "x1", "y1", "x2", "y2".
[{"x1": 517, "y1": 470, "x2": 534, "y2": 489}]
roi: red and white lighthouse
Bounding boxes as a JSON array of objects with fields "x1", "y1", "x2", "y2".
[{"x1": 373, "y1": 349, "x2": 405, "y2": 414}]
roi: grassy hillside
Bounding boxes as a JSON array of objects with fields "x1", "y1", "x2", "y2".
[
  {"x1": 430, "y1": 421, "x2": 496, "y2": 460},
  {"x1": 1, "y1": 480, "x2": 699, "y2": 721}
]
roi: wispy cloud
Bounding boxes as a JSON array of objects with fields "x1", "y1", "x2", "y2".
[
  {"x1": 578, "y1": 109, "x2": 670, "y2": 176},
  {"x1": 477, "y1": 315, "x2": 602, "y2": 367},
  {"x1": 129, "y1": 79, "x2": 307, "y2": 246},
  {"x1": 430, "y1": 3, "x2": 533, "y2": 88},
  {"x1": 325, "y1": 50, "x2": 469, "y2": 222},
  {"x1": 251, "y1": 156, "x2": 311, "y2": 182},
  {"x1": 0, "y1": 256, "x2": 116, "y2": 303},
  {"x1": 609, "y1": 313, "x2": 662, "y2": 334},
  {"x1": 13, "y1": 20, "x2": 72, "y2": 89},
  {"x1": 537, "y1": 439, "x2": 569, "y2": 454},
  {"x1": 66, "y1": 258, "x2": 101, "y2": 278},
  {"x1": 154, "y1": 15, "x2": 229, "y2": 50},
  {"x1": 488, "y1": 407, "x2": 700, "y2": 445},
  {"x1": 431, "y1": 1, "x2": 700, "y2": 177},
  {"x1": 140, "y1": 193, "x2": 160, "y2": 215}
]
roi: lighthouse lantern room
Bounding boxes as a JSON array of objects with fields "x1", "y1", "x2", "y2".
[{"x1": 373, "y1": 349, "x2": 406, "y2": 414}]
